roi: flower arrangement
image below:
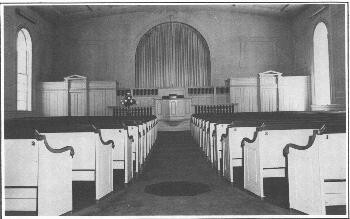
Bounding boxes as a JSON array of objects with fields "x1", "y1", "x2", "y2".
[{"x1": 121, "y1": 91, "x2": 136, "y2": 108}]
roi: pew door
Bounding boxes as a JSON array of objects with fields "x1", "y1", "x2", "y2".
[
  {"x1": 244, "y1": 136, "x2": 263, "y2": 197},
  {"x1": 5, "y1": 139, "x2": 39, "y2": 213},
  {"x1": 146, "y1": 123, "x2": 151, "y2": 154},
  {"x1": 128, "y1": 126, "x2": 139, "y2": 174},
  {"x1": 222, "y1": 133, "x2": 230, "y2": 178},
  {"x1": 112, "y1": 129, "x2": 126, "y2": 172},
  {"x1": 38, "y1": 141, "x2": 72, "y2": 215},
  {"x1": 209, "y1": 123, "x2": 216, "y2": 163},
  {"x1": 319, "y1": 133, "x2": 346, "y2": 208},
  {"x1": 138, "y1": 125, "x2": 144, "y2": 166},
  {"x1": 125, "y1": 130, "x2": 134, "y2": 183},
  {"x1": 216, "y1": 124, "x2": 229, "y2": 172},
  {"x1": 226, "y1": 127, "x2": 255, "y2": 183},
  {"x1": 114, "y1": 129, "x2": 132, "y2": 183},
  {"x1": 205, "y1": 121, "x2": 210, "y2": 156},
  {"x1": 288, "y1": 139, "x2": 322, "y2": 214},
  {"x1": 95, "y1": 129, "x2": 114, "y2": 200}
]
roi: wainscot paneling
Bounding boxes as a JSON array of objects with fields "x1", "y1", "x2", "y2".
[
  {"x1": 38, "y1": 72, "x2": 311, "y2": 117},
  {"x1": 227, "y1": 77, "x2": 258, "y2": 112},
  {"x1": 38, "y1": 82, "x2": 68, "y2": 116},
  {"x1": 89, "y1": 81, "x2": 118, "y2": 116},
  {"x1": 279, "y1": 76, "x2": 311, "y2": 111},
  {"x1": 227, "y1": 71, "x2": 311, "y2": 112},
  {"x1": 39, "y1": 75, "x2": 118, "y2": 116}
]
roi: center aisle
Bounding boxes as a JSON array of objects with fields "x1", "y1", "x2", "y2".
[{"x1": 74, "y1": 131, "x2": 293, "y2": 216}]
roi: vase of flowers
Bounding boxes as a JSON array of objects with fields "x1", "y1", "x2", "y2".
[{"x1": 121, "y1": 91, "x2": 136, "y2": 116}]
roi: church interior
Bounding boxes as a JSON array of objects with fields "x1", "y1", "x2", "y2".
[{"x1": 1, "y1": 3, "x2": 348, "y2": 217}]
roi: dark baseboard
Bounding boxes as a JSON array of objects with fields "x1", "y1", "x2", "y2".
[
  {"x1": 326, "y1": 205, "x2": 346, "y2": 215},
  {"x1": 5, "y1": 211, "x2": 37, "y2": 216}
]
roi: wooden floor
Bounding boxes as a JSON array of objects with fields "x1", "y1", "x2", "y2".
[{"x1": 71, "y1": 131, "x2": 300, "y2": 216}]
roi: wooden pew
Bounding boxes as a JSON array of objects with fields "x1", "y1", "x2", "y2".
[
  {"x1": 124, "y1": 121, "x2": 140, "y2": 178},
  {"x1": 138, "y1": 123, "x2": 146, "y2": 170},
  {"x1": 240, "y1": 113, "x2": 345, "y2": 208},
  {"x1": 284, "y1": 121, "x2": 346, "y2": 215},
  {"x1": 30, "y1": 118, "x2": 115, "y2": 207},
  {"x1": 79, "y1": 116, "x2": 133, "y2": 186},
  {"x1": 4, "y1": 120, "x2": 74, "y2": 216},
  {"x1": 111, "y1": 116, "x2": 157, "y2": 181},
  {"x1": 191, "y1": 111, "x2": 346, "y2": 214},
  {"x1": 214, "y1": 112, "x2": 344, "y2": 183},
  {"x1": 5, "y1": 115, "x2": 159, "y2": 214},
  {"x1": 222, "y1": 124, "x2": 255, "y2": 184}
]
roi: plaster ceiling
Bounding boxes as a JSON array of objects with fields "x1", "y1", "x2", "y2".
[{"x1": 28, "y1": 4, "x2": 310, "y2": 25}]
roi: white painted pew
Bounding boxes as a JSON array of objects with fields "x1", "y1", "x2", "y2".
[
  {"x1": 190, "y1": 117, "x2": 195, "y2": 136},
  {"x1": 146, "y1": 121, "x2": 152, "y2": 155},
  {"x1": 195, "y1": 117, "x2": 201, "y2": 145},
  {"x1": 113, "y1": 127, "x2": 134, "y2": 184},
  {"x1": 199, "y1": 118, "x2": 204, "y2": 148},
  {"x1": 193, "y1": 117, "x2": 199, "y2": 144},
  {"x1": 42, "y1": 126, "x2": 114, "y2": 200},
  {"x1": 143, "y1": 123, "x2": 148, "y2": 157},
  {"x1": 203, "y1": 121, "x2": 210, "y2": 157},
  {"x1": 127, "y1": 125, "x2": 139, "y2": 175},
  {"x1": 138, "y1": 123, "x2": 145, "y2": 168},
  {"x1": 221, "y1": 126, "x2": 256, "y2": 183},
  {"x1": 208, "y1": 122, "x2": 216, "y2": 164},
  {"x1": 5, "y1": 130, "x2": 74, "y2": 216},
  {"x1": 214, "y1": 123, "x2": 230, "y2": 172},
  {"x1": 286, "y1": 128, "x2": 347, "y2": 215},
  {"x1": 242, "y1": 124, "x2": 315, "y2": 198}
]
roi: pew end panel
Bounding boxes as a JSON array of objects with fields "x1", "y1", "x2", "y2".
[
  {"x1": 138, "y1": 124, "x2": 145, "y2": 166},
  {"x1": 5, "y1": 139, "x2": 39, "y2": 213},
  {"x1": 224, "y1": 127, "x2": 255, "y2": 183},
  {"x1": 128, "y1": 126, "x2": 139, "y2": 174},
  {"x1": 113, "y1": 129, "x2": 133, "y2": 184},
  {"x1": 288, "y1": 133, "x2": 347, "y2": 215},
  {"x1": 96, "y1": 129, "x2": 114, "y2": 200},
  {"x1": 38, "y1": 141, "x2": 73, "y2": 215},
  {"x1": 209, "y1": 123, "x2": 216, "y2": 164},
  {"x1": 113, "y1": 129, "x2": 126, "y2": 171},
  {"x1": 215, "y1": 124, "x2": 230, "y2": 173},
  {"x1": 244, "y1": 134, "x2": 263, "y2": 197}
]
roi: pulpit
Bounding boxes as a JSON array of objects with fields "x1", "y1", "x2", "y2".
[{"x1": 155, "y1": 94, "x2": 192, "y2": 121}]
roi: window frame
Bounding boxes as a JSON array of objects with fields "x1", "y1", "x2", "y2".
[
  {"x1": 312, "y1": 20, "x2": 332, "y2": 106},
  {"x1": 16, "y1": 27, "x2": 32, "y2": 111}
]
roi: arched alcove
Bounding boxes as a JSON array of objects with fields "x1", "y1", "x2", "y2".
[{"x1": 135, "y1": 22, "x2": 211, "y2": 88}]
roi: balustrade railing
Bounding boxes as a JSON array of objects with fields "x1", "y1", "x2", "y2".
[
  {"x1": 110, "y1": 106, "x2": 153, "y2": 117},
  {"x1": 194, "y1": 104, "x2": 237, "y2": 114}
]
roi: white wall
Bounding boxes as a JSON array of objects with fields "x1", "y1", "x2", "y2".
[{"x1": 51, "y1": 7, "x2": 295, "y2": 87}]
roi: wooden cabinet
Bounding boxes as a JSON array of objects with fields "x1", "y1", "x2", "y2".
[{"x1": 155, "y1": 98, "x2": 192, "y2": 121}]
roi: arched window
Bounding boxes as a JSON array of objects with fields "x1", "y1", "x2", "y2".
[
  {"x1": 313, "y1": 22, "x2": 331, "y2": 105},
  {"x1": 17, "y1": 28, "x2": 32, "y2": 111}
]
